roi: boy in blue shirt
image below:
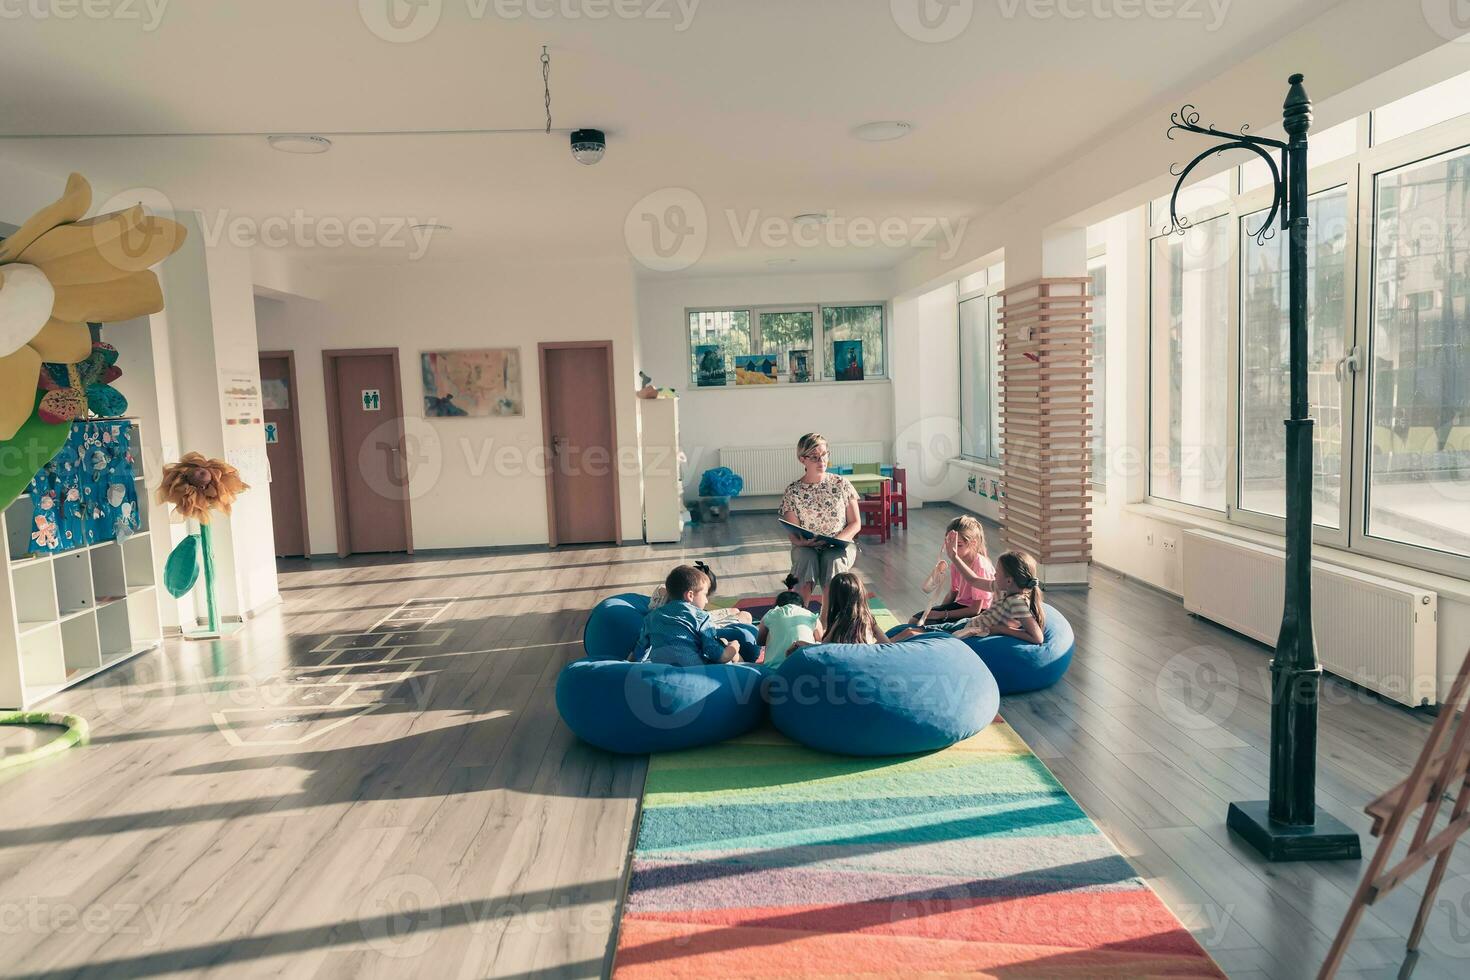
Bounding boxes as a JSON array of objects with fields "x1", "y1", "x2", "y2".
[{"x1": 632, "y1": 565, "x2": 758, "y2": 666}]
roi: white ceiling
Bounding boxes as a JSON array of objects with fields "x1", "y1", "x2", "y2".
[{"x1": 0, "y1": 0, "x2": 1341, "y2": 277}]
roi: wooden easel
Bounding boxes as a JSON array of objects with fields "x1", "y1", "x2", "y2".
[{"x1": 1319, "y1": 647, "x2": 1470, "y2": 978}]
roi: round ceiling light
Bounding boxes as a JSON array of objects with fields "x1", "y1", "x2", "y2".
[
  {"x1": 267, "y1": 135, "x2": 332, "y2": 154},
  {"x1": 853, "y1": 121, "x2": 912, "y2": 142}
]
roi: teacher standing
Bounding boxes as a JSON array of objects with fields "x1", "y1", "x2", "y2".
[{"x1": 780, "y1": 433, "x2": 861, "y2": 606}]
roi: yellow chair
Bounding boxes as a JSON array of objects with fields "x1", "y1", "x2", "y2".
[
  {"x1": 851, "y1": 462, "x2": 882, "y2": 475},
  {"x1": 1444, "y1": 427, "x2": 1470, "y2": 453}
]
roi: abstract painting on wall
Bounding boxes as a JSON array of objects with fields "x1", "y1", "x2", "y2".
[{"x1": 421, "y1": 348, "x2": 523, "y2": 417}]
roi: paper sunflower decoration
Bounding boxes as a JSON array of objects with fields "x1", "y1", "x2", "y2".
[
  {"x1": 157, "y1": 453, "x2": 251, "y2": 639},
  {"x1": 38, "y1": 339, "x2": 127, "y2": 423},
  {"x1": 156, "y1": 452, "x2": 249, "y2": 524},
  {"x1": 0, "y1": 173, "x2": 186, "y2": 440}
]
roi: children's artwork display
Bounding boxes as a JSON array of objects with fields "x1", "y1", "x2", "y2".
[
  {"x1": 788, "y1": 349, "x2": 811, "y2": 383},
  {"x1": 834, "y1": 339, "x2": 865, "y2": 381},
  {"x1": 26, "y1": 420, "x2": 140, "y2": 555},
  {"x1": 421, "y1": 348, "x2": 523, "y2": 417},
  {"x1": 694, "y1": 345, "x2": 726, "y2": 387},
  {"x1": 734, "y1": 354, "x2": 777, "y2": 385}
]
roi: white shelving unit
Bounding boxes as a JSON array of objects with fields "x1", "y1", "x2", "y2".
[
  {"x1": 637, "y1": 397, "x2": 684, "y2": 543},
  {"x1": 0, "y1": 421, "x2": 163, "y2": 708}
]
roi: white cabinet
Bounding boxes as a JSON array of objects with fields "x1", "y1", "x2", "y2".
[
  {"x1": 0, "y1": 421, "x2": 164, "y2": 709},
  {"x1": 637, "y1": 398, "x2": 684, "y2": 544}
]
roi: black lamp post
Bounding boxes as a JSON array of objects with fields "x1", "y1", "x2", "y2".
[{"x1": 1166, "y1": 74, "x2": 1361, "y2": 863}]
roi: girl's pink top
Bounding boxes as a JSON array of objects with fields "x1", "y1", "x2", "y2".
[{"x1": 953, "y1": 553, "x2": 996, "y2": 610}]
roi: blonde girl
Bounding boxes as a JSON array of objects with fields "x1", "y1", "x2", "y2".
[
  {"x1": 953, "y1": 551, "x2": 1046, "y2": 645},
  {"x1": 911, "y1": 515, "x2": 995, "y2": 626}
]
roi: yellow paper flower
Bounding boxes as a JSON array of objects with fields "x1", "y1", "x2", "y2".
[{"x1": 0, "y1": 173, "x2": 186, "y2": 439}]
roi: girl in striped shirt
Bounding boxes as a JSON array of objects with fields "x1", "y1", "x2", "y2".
[{"x1": 952, "y1": 550, "x2": 1045, "y2": 645}]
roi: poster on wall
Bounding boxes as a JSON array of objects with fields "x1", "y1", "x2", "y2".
[
  {"x1": 219, "y1": 371, "x2": 264, "y2": 426},
  {"x1": 421, "y1": 348, "x2": 523, "y2": 417},
  {"x1": 734, "y1": 354, "x2": 777, "y2": 385},
  {"x1": 788, "y1": 349, "x2": 811, "y2": 383},
  {"x1": 833, "y1": 339, "x2": 864, "y2": 381},
  {"x1": 694, "y1": 345, "x2": 726, "y2": 387}
]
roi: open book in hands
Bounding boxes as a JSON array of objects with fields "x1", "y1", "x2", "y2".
[{"x1": 778, "y1": 519, "x2": 849, "y2": 548}]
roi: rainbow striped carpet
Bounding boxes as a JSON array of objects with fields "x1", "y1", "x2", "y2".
[{"x1": 610, "y1": 598, "x2": 1223, "y2": 978}]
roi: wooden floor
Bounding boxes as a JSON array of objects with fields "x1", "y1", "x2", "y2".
[{"x1": 0, "y1": 504, "x2": 1465, "y2": 979}]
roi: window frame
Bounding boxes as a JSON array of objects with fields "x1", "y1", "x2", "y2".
[
  {"x1": 1087, "y1": 245, "x2": 1107, "y2": 489},
  {"x1": 957, "y1": 275, "x2": 1004, "y2": 467},
  {"x1": 684, "y1": 302, "x2": 889, "y2": 388},
  {"x1": 1142, "y1": 103, "x2": 1470, "y2": 579}
]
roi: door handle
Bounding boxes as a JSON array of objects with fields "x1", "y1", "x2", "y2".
[{"x1": 1334, "y1": 345, "x2": 1362, "y2": 382}]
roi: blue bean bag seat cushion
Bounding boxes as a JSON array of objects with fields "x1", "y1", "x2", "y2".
[
  {"x1": 555, "y1": 659, "x2": 765, "y2": 754},
  {"x1": 767, "y1": 632, "x2": 999, "y2": 756},
  {"x1": 884, "y1": 603, "x2": 1074, "y2": 695},
  {"x1": 582, "y1": 593, "x2": 650, "y2": 660}
]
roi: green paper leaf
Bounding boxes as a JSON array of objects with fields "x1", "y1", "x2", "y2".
[
  {"x1": 0, "y1": 394, "x2": 72, "y2": 508},
  {"x1": 164, "y1": 536, "x2": 201, "y2": 598}
]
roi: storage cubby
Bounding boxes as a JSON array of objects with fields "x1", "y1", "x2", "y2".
[
  {"x1": 60, "y1": 613, "x2": 101, "y2": 678},
  {"x1": 19, "y1": 625, "x2": 65, "y2": 689},
  {"x1": 5, "y1": 495, "x2": 34, "y2": 563},
  {"x1": 123, "y1": 535, "x2": 155, "y2": 590},
  {"x1": 91, "y1": 544, "x2": 128, "y2": 606},
  {"x1": 97, "y1": 601, "x2": 133, "y2": 661},
  {"x1": 0, "y1": 419, "x2": 165, "y2": 708}
]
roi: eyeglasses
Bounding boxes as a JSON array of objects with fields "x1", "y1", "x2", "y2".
[{"x1": 801, "y1": 450, "x2": 830, "y2": 461}]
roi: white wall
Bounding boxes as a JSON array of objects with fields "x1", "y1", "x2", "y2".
[
  {"x1": 635, "y1": 271, "x2": 894, "y2": 508},
  {"x1": 256, "y1": 257, "x2": 643, "y2": 553}
]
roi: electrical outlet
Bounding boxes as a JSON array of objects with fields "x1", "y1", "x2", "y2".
[
  {"x1": 1163, "y1": 537, "x2": 1177, "y2": 554},
  {"x1": 1146, "y1": 532, "x2": 1155, "y2": 547}
]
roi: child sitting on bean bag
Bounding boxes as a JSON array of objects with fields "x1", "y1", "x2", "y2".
[
  {"x1": 757, "y1": 576, "x2": 822, "y2": 669},
  {"x1": 631, "y1": 564, "x2": 757, "y2": 666}
]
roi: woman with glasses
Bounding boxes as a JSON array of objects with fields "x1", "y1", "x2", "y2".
[{"x1": 780, "y1": 432, "x2": 861, "y2": 607}]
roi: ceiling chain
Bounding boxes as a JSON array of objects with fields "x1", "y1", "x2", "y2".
[{"x1": 542, "y1": 46, "x2": 552, "y2": 135}]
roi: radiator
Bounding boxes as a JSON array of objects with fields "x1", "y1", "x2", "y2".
[
  {"x1": 719, "y1": 442, "x2": 885, "y2": 496},
  {"x1": 1182, "y1": 529, "x2": 1438, "y2": 706}
]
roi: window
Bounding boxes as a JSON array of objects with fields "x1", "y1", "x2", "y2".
[
  {"x1": 1089, "y1": 253, "x2": 1107, "y2": 484},
  {"x1": 686, "y1": 303, "x2": 885, "y2": 385},
  {"x1": 1238, "y1": 188, "x2": 1349, "y2": 526},
  {"x1": 959, "y1": 294, "x2": 997, "y2": 460},
  {"x1": 1150, "y1": 216, "x2": 1231, "y2": 511},
  {"x1": 822, "y1": 305, "x2": 886, "y2": 379},
  {"x1": 1366, "y1": 147, "x2": 1470, "y2": 559},
  {"x1": 687, "y1": 310, "x2": 750, "y2": 383},
  {"x1": 757, "y1": 309, "x2": 815, "y2": 376},
  {"x1": 1372, "y1": 69, "x2": 1470, "y2": 145},
  {"x1": 1139, "y1": 70, "x2": 1470, "y2": 576}
]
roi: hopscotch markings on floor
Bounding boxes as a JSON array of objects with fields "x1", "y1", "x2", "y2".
[{"x1": 212, "y1": 597, "x2": 459, "y2": 747}]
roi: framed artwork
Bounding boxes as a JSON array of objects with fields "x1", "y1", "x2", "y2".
[
  {"x1": 695, "y1": 344, "x2": 726, "y2": 387},
  {"x1": 788, "y1": 349, "x2": 811, "y2": 383},
  {"x1": 834, "y1": 339, "x2": 864, "y2": 381},
  {"x1": 421, "y1": 348, "x2": 523, "y2": 417},
  {"x1": 735, "y1": 354, "x2": 778, "y2": 385}
]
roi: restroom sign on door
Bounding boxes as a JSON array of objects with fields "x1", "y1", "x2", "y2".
[{"x1": 362, "y1": 389, "x2": 381, "y2": 412}]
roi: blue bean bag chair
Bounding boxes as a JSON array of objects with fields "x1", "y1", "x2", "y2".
[
  {"x1": 884, "y1": 603, "x2": 1074, "y2": 695},
  {"x1": 556, "y1": 659, "x2": 765, "y2": 754},
  {"x1": 582, "y1": 593, "x2": 650, "y2": 660},
  {"x1": 767, "y1": 632, "x2": 999, "y2": 756}
]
